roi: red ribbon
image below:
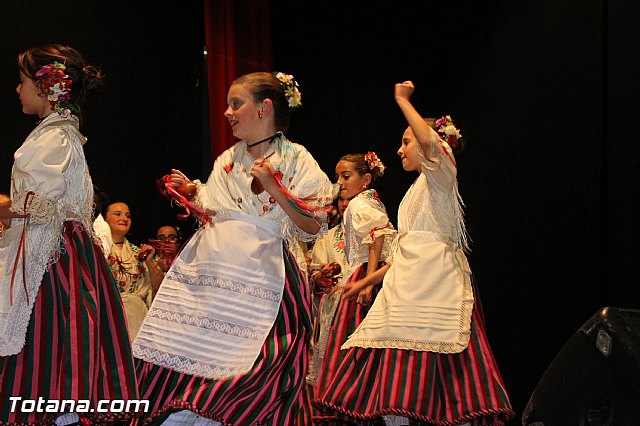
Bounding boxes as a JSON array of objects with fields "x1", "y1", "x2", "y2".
[
  {"x1": 137, "y1": 238, "x2": 178, "y2": 264},
  {"x1": 156, "y1": 175, "x2": 211, "y2": 225},
  {"x1": 438, "y1": 138, "x2": 457, "y2": 168},
  {"x1": 10, "y1": 191, "x2": 35, "y2": 305},
  {"x1": 369, "y1": 222, "x2": 392, "y2": 241},
  {"x1": 253, "y1": 152, "x2": 333, "y2": 221}
]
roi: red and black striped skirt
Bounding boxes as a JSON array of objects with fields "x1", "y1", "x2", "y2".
[
  {"x1": 314, "y1": 285, "x2": 515, "y2": 426},
  {"x1": 311, "y1": 264, "x2": 382, "y2": 422},
  {"x1": 0, "y1": 221, "x2": 138, "y2": 425},
  {"x1": 133, "y1": 245, "x2": 313, "y2": 425}
]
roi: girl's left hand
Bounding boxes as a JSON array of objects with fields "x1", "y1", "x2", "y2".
[
  {"x1": 138, "y1": 244, "x2": 156, "y2": 262},
  {"x1": 356, "y1": 286, "x2": 373, "y2": 306},
  {"x1": 250, "y1": 158, "x2": 277, "y2": 193}
]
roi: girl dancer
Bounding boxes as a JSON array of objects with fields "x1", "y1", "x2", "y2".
[
  {"x1": 316, "y1": 81, "x2": 515, "y2": 426},
  {"x1": 311, "y1": 153, "x2": 396, "y2": 424}
]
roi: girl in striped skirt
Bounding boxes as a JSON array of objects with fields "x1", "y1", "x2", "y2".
[
  {"x1": 0, "y1": 44, "x2": 138, "y2": 425},
  {"x1": 131, "y1": 72, "x2": 335, "y2": 425},
  {"x1": 310, "y1": 153, "x2": 396, "y2": 424},
  {"x1": 315, "y1": 81, "x2": 515, "y2": 425}
]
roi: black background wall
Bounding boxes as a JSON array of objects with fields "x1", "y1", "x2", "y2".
[
  {"x1": 1, "y1": 1, "x2": 639, "y2": 423},
  {"x1": 0, "y1": 0, "x2": 206, "y2": 240}
]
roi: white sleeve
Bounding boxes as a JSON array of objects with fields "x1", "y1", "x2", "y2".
[
  {"x1": 93, "y1": 214, "x2": 113, "y2": 254},
  {"x1": 349, "y1": 197, "x2": 394, "y2": 247},
  {"x1": 417, "y1": 138, "x2": 456, "y2": 191},
  {"x1": 10, "y1": 127, "x2": 72, "y2": 224}
]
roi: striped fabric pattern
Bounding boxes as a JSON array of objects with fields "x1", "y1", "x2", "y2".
[
  {"x1": 315, "y1": 291, "x2": 515, "y2": 426},
  {"x1": 0, "y1": 221, "x2": 138, "y2": 425},
  {"x1": 311, "y1": 264, "x2": 380, "y2": 405},
  {"x1": 133, "y1": 246, "x2": 313, "y2": 425}
]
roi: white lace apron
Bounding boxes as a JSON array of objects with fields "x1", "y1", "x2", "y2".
[
  {"x1": 132, "y1": 211, "x2": 286, "y2": 379},
  {"x1": 342, "y1": 231, "x2": 473, "y2": 353}
]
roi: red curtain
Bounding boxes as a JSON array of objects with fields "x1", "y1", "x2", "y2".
[{"x1": 204, "y1": 0, "x2": 273, "y2": 162}]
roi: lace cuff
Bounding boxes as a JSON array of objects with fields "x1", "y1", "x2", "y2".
[
  {"x1": 361, "y1": 225, "x2": 396, "y2": 247},
  {"x1": 9, "y1": 191, "x2": 56, "y2": 225},
  {"x1": 282, "y1": 213, "x2": 328, "y2": 244}
]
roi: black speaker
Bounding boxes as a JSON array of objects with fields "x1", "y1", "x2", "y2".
[{"x1": 522, "y1": 307, "x2": 640, "y2": 426}]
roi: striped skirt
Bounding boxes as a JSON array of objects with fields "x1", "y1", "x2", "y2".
[
  {"x1": 314, "y1": 286, "x2": 515, "y2": 426},
  {"x1": 311, "y1": 264, "x2": 381, "y2": 422},
  {"x1": 133, "y1": 246, "x2": 313, "y2": 425},
  {"x1": 0, "y1": 221, "x2": 138, "y2": 425}
]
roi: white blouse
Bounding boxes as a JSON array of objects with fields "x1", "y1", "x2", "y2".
[
  {"x1": 342, "y1": 189, "x2": 396, "y2": 278},
  {"x1": 133, "y1": 135, "x2": 336, "y2": 379},
  {"x1": 0, "y1": 113, "x2": 93, "y2": 356},
  {"x1": 195, "y1": 135, "x2": 336, "y2": 243}
]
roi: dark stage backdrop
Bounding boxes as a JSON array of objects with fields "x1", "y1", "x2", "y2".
[
  {"x1": 0, "y1": 0, "x2": 206, "y2": 243},
  {"x1": 1, "y1": 1, "x2": 639, "y2": 424},
  {"x1": 271, "y1": 2, "x2": 640, "y2": 422}
]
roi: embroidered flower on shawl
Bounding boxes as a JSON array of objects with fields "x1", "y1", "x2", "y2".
[
  {"x1": 364, "y1": 152, "x2": 386, "y2": 179},
  {"x1": 274, "y1": 72, "x2": 302, "y2": 108},
  {"x1": 224, "y1": 162, "x2": 234, "y2": 174},
  {"x1": 361, "y1": 189, "x2": 383, "y2": 207},
  {"x1": 35, "y1": 61, "x2": 80, "y2": 118},
  {"x1": 435, "y1": 115, "x2": 463, "y2": 151},
  {"x1": 108, "y1": 245, "x2": 145, "y2": 293}
]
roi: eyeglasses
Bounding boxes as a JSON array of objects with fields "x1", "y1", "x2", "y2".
[{"x1": 156, "y1": 235, "x2": 179, "y2": 243}]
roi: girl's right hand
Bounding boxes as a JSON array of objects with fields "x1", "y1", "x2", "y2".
[
  {"x1": 394, "y1": 80, "x2": 415, "y2": 101},
  {"x1": 170, "y1": 169, "x2": 189, "y2": 187}
]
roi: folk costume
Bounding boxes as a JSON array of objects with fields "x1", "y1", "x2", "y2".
[
  {"x1": 311, "y1": 189, "x2": 396, "y2": 422},
  {"x1": 306, "y1": 218, "x2": 348, "y2": 384},
  {"x1": 132, "y1": 134, "x2": 334, "y2": 425},
  {"x1": 316, "y1": 133, "x2": 514, "y2": 425},
  {"x1": 106, "y1": 239, "x2": 155, "y2": 341},
  {"x1": 0, "y1": 113, "x2": 138, "y2": 425}
]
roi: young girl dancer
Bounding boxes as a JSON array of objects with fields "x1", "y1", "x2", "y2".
[
  {"x1": 311, "y1": 153, "x2": 396, "y2": 424},
  {"x1": 316, "y1": 81, "x2": 515, "y2": 425},
  {"x1": 0, "y1": 44, "x2": 137, "y2": 425},
  {"x1": 132, "y1": 72, "x2": 335, "y2": 425}
]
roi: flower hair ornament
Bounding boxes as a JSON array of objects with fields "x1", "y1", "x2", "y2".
[
  {"x1": 35, "y1": 61, "x2": 80, "y2": 117},
  {"x1": 364, "y1": 151, "x2": 386, "y2": 179},
  {"x1": 274, "y1": 72, "x2": 302, "y2": 109},
  {"x1": 435, "y1": 115, "x2": 463, "y2": 152}
]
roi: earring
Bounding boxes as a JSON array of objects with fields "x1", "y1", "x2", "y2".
[{"x1": 258, "y1": 111, "x2": 263, "y2": 119}]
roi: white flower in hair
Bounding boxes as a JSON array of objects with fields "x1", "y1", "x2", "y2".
[
  {"x1": 444, "y1": 124, "x2": 460, "y2": 138},
  {"x1": 274, "y1": 71, "x2": 302, "y2": 108}
]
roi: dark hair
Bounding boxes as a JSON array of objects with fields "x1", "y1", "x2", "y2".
[
  {"x1": 18, "y1": 44, "x2": 104, "y2": 121},
  {"x1": 232, "y1": 72, "x2": 291, "y2": 132},
  {"x1": 156, "y1": 224, "x2": 182, "y2": 242},
  {"x1": 339, "y1": 153, "x2": 384, "y2": 183},
  {"x1": 327, "y1": 197, "x2": 343, "y2": 229},
  {"x1": 92, "y1": 184, "x2": 110, "y2": 217},
  {"x1": 102, "y1": 200, "x2": 129, "y2": 219}
]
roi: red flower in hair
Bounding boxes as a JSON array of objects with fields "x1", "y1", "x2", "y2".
[{"x1": 364, "y1": 152, "x2": 386, "y2": 179}]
